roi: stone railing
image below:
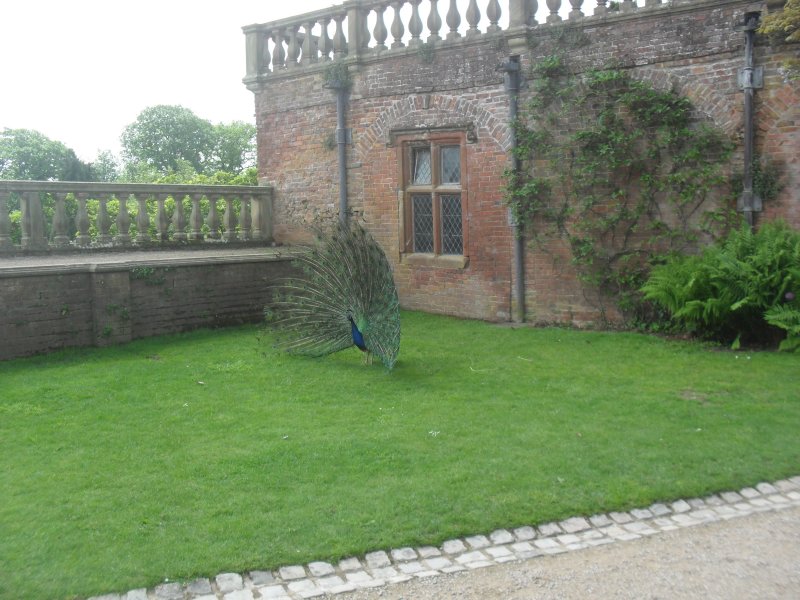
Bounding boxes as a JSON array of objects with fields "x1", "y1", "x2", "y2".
[
  {"x1": 242, "y1": 0, "x2": 669, "y2": 84},
  {"x1": 0, "y1": 181, "x2": 273, "y2": 253}
]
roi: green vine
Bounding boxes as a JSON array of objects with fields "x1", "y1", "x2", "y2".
[
  {"x1": 505, "y1": 55, "x2": 739, "y2": 323},
  {"x1": 323, "y1": 60, "x2": 352, "y2": 89}
]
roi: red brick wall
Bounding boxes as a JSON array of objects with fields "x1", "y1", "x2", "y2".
[
  {"x1": 0, "y1": 257, "x2": 297, "y2": 361},
  {"x1": 252, "y1": 0, "x2": 799, "y2": 324}
]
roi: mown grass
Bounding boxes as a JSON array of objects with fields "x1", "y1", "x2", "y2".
[{"x1": 1, "y1": 311, "x2": 798, "y2": 599}]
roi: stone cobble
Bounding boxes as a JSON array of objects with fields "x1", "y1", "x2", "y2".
[{"x1": 90, "y1": 477, "x2": 800, "y2": 600}]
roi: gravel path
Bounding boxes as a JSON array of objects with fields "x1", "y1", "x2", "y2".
[{"x1": 336, "y1": 506, "x2": 800, "y2": 600}]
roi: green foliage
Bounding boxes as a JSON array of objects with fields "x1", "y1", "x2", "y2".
[
  {"x1": 758, "y1": 0, "x2": 800, "y2": 43},
  {"x1": 120, "y1": 106, "x2": 256, "y2": 179},
  {"x1": 506, "y1": 57, "x2": 737, "y2": 322},
  {"x1": 764, "y1": 303, "x2": 800, "y2": 351},
  {"x1": 121, "y1": 105, "x2": 215, "y2": 173},
  {"x1": 0, "y1": 128, "x2": 95, "y2": 181},
  {"x1": 323, "y1": 60, "x2": 353, "y2": 88},
  {"x1": 642, "y1": 221, "x2": 800, "y2": 348}
]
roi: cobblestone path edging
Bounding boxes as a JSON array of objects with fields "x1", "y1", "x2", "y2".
[{"x1": 91, "y1": 476, "x2": 800, "y2": 600}]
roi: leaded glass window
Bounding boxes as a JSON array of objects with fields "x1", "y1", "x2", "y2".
[
  {"x1": 412, "y1": 148, "x2": 431, "y2": 185},
  {"x1": 441, "y1": 146, "x2": 461, "y2": 184},
  {"x1": 412, "y1": 194, "x2": 433, "y2": 252},
  {"x1": 441, "y1": 194, "x2": 462, "y2": 255},
  {"x1": 402, "y1": 135, "x2": 467, "y2": 258}
]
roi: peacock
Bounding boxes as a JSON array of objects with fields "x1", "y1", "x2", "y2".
[{"x1": 266, "y1": 221, "x2": 401, "y2": 369}]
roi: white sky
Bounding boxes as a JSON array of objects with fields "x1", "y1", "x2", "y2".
[
  {"x1": 0, "y1": 1, "x2": 336, "y2": 162},
  {"x1": 1, "y1": 1, "x2": 592, "y2": 163}
]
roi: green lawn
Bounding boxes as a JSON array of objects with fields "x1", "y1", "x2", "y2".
[{"x1": 1, "y1": 311, "x2": 798, "y2": 600}]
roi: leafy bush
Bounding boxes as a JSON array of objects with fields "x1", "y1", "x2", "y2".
[{"x1": 641, "y1": 221, "x2": 800, "y2": 349}]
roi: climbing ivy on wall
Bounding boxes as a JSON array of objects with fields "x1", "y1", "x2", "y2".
[{"x1": 505, "y1": 54, "x2": 739, "y2": 322}]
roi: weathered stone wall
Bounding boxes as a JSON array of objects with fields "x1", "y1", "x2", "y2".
[
  {"x1": 0, "y1": 256, "x2": 297, "y2": 361},
  {"x1": 252, "y1": 0, "x2": 799, "y2": 324}
]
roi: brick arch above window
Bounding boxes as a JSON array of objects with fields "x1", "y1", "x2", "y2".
[
  {"x1": 632, "y1": 67, "x2": 740, "y2": 137},
  {"x1": 354, "y1": 93, "x2": 513, "y2": 162}
]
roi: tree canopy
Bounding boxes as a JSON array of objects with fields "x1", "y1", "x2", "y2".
[
  {"x1": 120, "y1": 105, "x2": 255, "y2": 178},
  {"x1": 0, "y1": 128, "x2": 95, "y2": 181}
]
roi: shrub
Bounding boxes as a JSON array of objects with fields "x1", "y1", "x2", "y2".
[{"x1": 641, "y1": 220, "x2": 800, "y2": 349}]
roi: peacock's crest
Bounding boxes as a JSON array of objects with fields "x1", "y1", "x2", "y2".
[{"x1": 266, "y1": 221, "x2": 401, "y2": 369}]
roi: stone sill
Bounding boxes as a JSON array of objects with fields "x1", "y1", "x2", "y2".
[{"x1": 401, "y1": 253, "x2": 469, "y2": 269}]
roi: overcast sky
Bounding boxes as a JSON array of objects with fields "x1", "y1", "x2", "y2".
[
  {"x1": 1, "y1": 0, "x2": 336, "y2": 161},
  {"x1": 2, "y1": 1, "x2": 583, "y2": 163}
]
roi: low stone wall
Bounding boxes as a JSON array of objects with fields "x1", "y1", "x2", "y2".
[{"x1": 0, "y1": 249, "x2": 299, "y2": 361}]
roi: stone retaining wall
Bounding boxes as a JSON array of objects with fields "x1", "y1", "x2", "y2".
[{"x1": 0, "y1": 252, "x2": 298, "y2": 361}]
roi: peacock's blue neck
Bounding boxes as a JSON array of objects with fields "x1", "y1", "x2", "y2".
[{"x1": 348, "y1": 314, "x2": 367, "y2": 352}]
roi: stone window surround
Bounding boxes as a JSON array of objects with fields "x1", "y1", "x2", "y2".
[{"x1": 393, "y1": 126, "x2": 474, "y2": 269}]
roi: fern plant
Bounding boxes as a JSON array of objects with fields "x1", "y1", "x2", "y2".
[{"x1": 641, "y1": 221, "x2": 800, "y2": 349}]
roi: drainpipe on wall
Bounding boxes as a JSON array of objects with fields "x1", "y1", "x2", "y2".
[
  {"x1": 500, "y1": 55, "x2": 526, "y2": 323},
  {"x1": 736, "y1": 11, "x2": 764, "y2": 230},
  {"x1": 326, "y1": 78, "x2": 351, "y2": 226}
]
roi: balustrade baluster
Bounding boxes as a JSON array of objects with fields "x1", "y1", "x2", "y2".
[
  {"x1": 428, "y1": 0, "x2": 442, "y2": 42},
  {"x1": 75, "y1": 193, "x2": 90, "y2": 247},
  {"x1": 261, "y1": 32, "x2": 272, "y2": 74},
  {"x1": 223, "y1": 197, "x2": 237, "y2": 242},
  {"x1": 240, "y1": 196, "x2": 252, "y2": 241},
  {"x1": 465, "y1": 0, "x2": 481, "y2": 38},
  {"x1": 621, "y1": 0, "x2": 635, "y2": 11},
  {"x1": 207, "y1": 195, "x2": 221, "y2": 239},
  {"x1": 52, "y1": 193, "x2": 70, "y2": 247},
  {"x1": 374, "y1": 5, "x2": 389, "y2": 52},
  {"x1": 333, "y1": 15, "x2": 347, "y2": 58},
  {"x1": 156, "y1": 195, "x2": 169, "y2": 241},
  {"x1": 20, "y1": 192, "x2": 47, "y2": 250},
  {"x1": 319, "y1": 18, "x2": 333, "y2": 60},
  {"x1": 645, "y1": 0, "x2": 662, "y2": 7},
  {"x1": 273, "y1": 29, "x2": 286, "y2": 69},
  {"x1": 446, "y1": 0, "x2": 461, "y2": 39},
  {"x1": 286, "y1": 26, "x2": 300, "y2": 67},
  {"x1": 250, "y1": 194, "x2": 263, "y2": 241},
  {"x1": 390, "y1": 2, "x2": 405, "y2": 48},
  {"x1": 408, "y1": 0, "x2": 423, "y2": 46},
  {"x1": 546, "y1": 0, "x2": 562, "y2": 23},
  {"x1": 0, "y1": 193, "x2": 12, "y2": 250},
  {"x1": 302, "y1": 21, "x2": 317, "y2": 65},
  {"x1": 97, "y1": 196, "x2": 112, "y2": 245},
  {"x1": 569, "y1": 0, "x2": 584, "y2": 19},
  {"x1": 594, "y1": 0, "x2": 607, "y2": 14},
  {"x1": 529, "y1": 0, "x2": 539, "y2": 25},
  {"x1": 135, "y1": 194, "x2": 150, "y2": 244},
  {"x1": 361, "y1": 7, "x2": 371, "y2": 51},
  {"x1": 172, "y1": 194, "x2": 187, "y2": 242},
  {"x1": 115, "y1": 194, "x2": 132, "y2": 245},
  {"x1": 189, "y1": 194, "x2": 204, "y2": 241},
  {"x1": 487, "y1": 0, "x2": 502, "y2": 32}
]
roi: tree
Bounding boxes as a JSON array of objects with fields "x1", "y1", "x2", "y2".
[
  {"x1": 209, "y1": 121, "x2": 256, "y2": 174},
  {"x1": 120, "y1": 105, "x2": 214, "y2": 174},
  {"x1": 0, "y1": 128, "x2": 94, "y2": 181},
  {"x1": 90, "y1": 150, "x2": 120, "y2": 182}
]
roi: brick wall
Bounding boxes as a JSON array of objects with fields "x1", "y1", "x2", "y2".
[
  {"x1": 0, "y1": 257, "x2": 298, "y2": 361},
  {"x1": 252, "y1": 0, "x2": 799, "y2": 324}
]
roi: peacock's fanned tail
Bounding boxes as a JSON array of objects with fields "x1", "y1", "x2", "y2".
[{"x1": 267, "y1": 222, "x2": 401, "y2": 369}]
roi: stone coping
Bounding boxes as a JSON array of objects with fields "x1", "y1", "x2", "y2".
[
  {"x1": 0, "y1": 247, "x2": 304, "y2": 278},
  {"x1": 88, "y1": 476, "x2": 800, "y2": 600}
]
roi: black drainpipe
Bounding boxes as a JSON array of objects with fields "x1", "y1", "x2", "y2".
[
  {"x1": 326, "y1": 77, "x2": 351, "y2": 226},
  {"x1": 500, "y1": 55, "x2": 525, "y2": 323},
  {"x1": 736, "y1": 11, "x2": 763, "y2": 230},
  {"x1": 336, "y1": 84, "x2": 350, "y2": 225}
]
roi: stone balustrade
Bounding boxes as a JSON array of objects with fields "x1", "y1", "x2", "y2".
[
  {"x1": 0, "y1": 181, "x2": 273, "y2": 253},
  {"x1": 242, "y1": 0, "x2": 666, "y2": 83}
]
